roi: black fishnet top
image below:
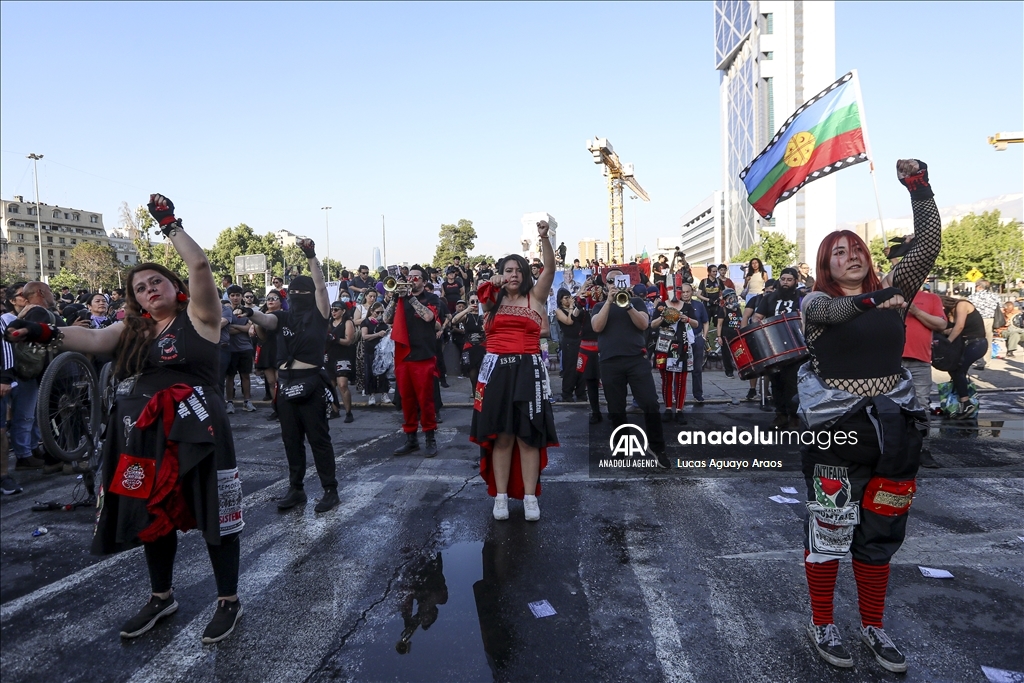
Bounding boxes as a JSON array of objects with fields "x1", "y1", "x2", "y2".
[{"x1": 803, "y1": 198, "x2": 942, "y2": 396}]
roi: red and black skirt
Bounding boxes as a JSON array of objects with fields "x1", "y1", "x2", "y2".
[{"x1": 469, "y1": 352, "x2": 558, "y2": 499}]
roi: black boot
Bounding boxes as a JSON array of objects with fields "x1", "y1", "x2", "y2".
[
  {"x1": 393, "y1": 432, "x2": 420, "y2": 456},
  {"x1": 314, "y1": 487, "x2": 339, "y2": 513},
  {"x1": 424, "y1": 431, "x2": 438, "y2": 458},
  {"x1": 277, "y1": 486, "x2": 307, "y2": 510}
]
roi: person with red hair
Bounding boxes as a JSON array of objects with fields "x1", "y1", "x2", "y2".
[{"x1": 796, "y1": 160, "x2": 941, "y2": 673}]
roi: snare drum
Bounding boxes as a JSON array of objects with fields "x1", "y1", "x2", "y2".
[{"x1": 727, "y1": 312, "x2": 808, "y2": 380}]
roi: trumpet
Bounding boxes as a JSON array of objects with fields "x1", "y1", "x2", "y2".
[
  {"x1": 383, "y1": 277, "x2": 411, "y2": 296},
  {"x1": 613, "y1": 290, "x2": 631, "y2": 307}
]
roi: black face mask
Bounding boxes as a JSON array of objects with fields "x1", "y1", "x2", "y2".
[{"x1": 290, "y1": 293, "x2": 315, "y2": 313}]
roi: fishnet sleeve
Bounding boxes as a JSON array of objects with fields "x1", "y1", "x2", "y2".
[
  {"x1": 891, "y1": 197, "x2": 942, "y2": 308},
  {"x1": 802, "y1": 291, "x2": 862, "y2": 326}
]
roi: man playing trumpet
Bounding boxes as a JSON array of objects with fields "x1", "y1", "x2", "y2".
[{"x1": 591, "y1": 269, "x2": 668, "y2": 467}]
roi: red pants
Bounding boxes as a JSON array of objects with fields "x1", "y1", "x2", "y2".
[
  {"x1": 395, "y1": 358, "x2": 437, "y2": 433},
  {"x1": 659, "y1": 369, "x2": 687, "y2": 409}
]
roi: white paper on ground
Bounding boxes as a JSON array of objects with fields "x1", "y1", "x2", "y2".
[
  {"x1": 981, "y1": 665, "x2": 1024, "y2": 683},
  {"x1": 769, "y1": 495, "x2": 801, "y2": 504},
  {"x1": 918, "y1": 566, "x2": 954, "y2": 579},
  {"x1": 1018, "y1": 536, "x2": 1024, "y2": 543},
  {"x1": 528, "y1": 600, "x2": 557, "y2": 618},
  {"x1": 780, "y1": 486, "x2": 799, "y2": 494}
]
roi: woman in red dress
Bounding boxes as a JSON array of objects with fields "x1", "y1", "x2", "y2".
[{"x1": 470, "y1": 220, "x2": 557, "y2": 521}]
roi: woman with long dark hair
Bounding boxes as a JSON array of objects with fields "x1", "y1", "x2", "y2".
[
  {"x1": 327, "y1": 300, "x2": 357, "y2": 422},
  {"x1": 5, "y1": 195, "x2": 243, "y2": 644},
  {"x1": 796, "y1": 161, "x2": 941, "y2": 673},
  {"x1": 940, "y1": 295, "x2": 987, "y2": 416},
  {"x1": 743, "y1": 257, "x2": 768, "y2": 301},
  {"x1": 470, "y1": 221, "x2": 557, "y2": 522},
  {"x1": 255, "y1": 289, "x2": 282, "y2": 417}
]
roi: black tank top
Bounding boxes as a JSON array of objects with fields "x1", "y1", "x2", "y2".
[
  {"x1": 960, "y1": 308, "x2": 985, "y2": 340},
  {"x1": 557, "y1": 307, "x2": 583, "y2": 341},
  {"x1": 810, "y1": 308, "x2": 904, "y2": 379},
  {"x1": 142, "y1": 310, "x2": 221, "y2": 389}
]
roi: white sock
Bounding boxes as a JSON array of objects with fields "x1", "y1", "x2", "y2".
[
  {"x1": 495, "y1": 493, "x2": 508, "y2": 500},
  {"x1": 524, "y1": 494, "x2": 537, "y2": 502}
]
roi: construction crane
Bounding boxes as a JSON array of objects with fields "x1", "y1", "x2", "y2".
[
  {"x1": 586, "y1": 138, "x2": 650, "y2": 264},
  {"x1": 988, "y1": 132, "x2": 1024, "y2": 151}
]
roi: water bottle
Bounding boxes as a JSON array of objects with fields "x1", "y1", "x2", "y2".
[{"x1": 992, "y1": 341, "x2": 999, "y2": 359}]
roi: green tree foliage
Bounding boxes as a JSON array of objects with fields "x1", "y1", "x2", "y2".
[
  {"x1": 206, "y1": 224, "x2": 285, "y2": 290},
  {"x1": 134, "y1": 238, "x2": 188, "y2": 279},
  {"x1": 432, "y1": 219, "x2": 477, "y2": 268},
  {"x1": 935, "y1": 211, "x2": 1024, "y2": 287},
  {"x1": 730, "y1": 228, "x2": 798, "y2": 275},
  {"x1": 66, "y1": 242, "x2": 121, "y2": 292},
  {"x1": 869, "y1": 237, "x2": 891, "y2": 274},
  {"x1": 282, "y1": 244, "x2": 311, "y2": 280},
  {"x1": 48, "y1": 267, "x2": 83, "y2": 291}
]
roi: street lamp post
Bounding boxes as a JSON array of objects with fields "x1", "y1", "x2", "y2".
[
  {"x1": 28, "y1": 153, "x2": 44, "y2": 280},
  {"x1": 321, "y1": 206, "x2": 332, "y2": 280}
]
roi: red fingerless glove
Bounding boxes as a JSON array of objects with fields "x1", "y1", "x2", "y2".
[{"x1": 477, "y1": 281, "x2": 499, "y2": 306}]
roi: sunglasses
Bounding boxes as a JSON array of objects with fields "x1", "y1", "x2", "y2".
[{"x1": 266, "y1": 297, "x2": 281, "y2": 301}]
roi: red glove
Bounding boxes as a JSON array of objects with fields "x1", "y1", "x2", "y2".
[{"x1": 897, "y1": 160, "x2": 933, "y2": 201}]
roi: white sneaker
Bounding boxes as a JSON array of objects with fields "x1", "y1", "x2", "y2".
[
  {"x1": 225, "y1": 401, "x2": 235, "y2": 414},
  {"x1": 368, "y1": 395, "x2": 377, "y2": 406},
  {"x1": 242, "y1": 401, "x2": 256, "y2": 412},
  {"x1": 380, "y1": 394, "x2": 392, "y2": 404},
  {"x1": 524, "y1": 494, "x2": 540, "y2": 522},
  {"x1": 492, "y1": 494, "x2": 509, "y2": 520}
]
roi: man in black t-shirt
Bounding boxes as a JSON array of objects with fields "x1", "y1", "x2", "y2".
[
  {"x1": 591, "y1": 269, "x2": 667, "y2": 465},
  {"x1": 349, "y1": 265, "x2": 374, "y2": 299},
  {"x1": 716, "y1": 289, "x2": 744, "y2": 379},
  {"x1": 753, "y1": 268, "x2": 803, "y2": 426},
  {"x1": 698, "y1": 265, "x2": 723, "y2": 321},
  {"x1": 385, "y1": 265, "x2": 442, "y2": 456}
]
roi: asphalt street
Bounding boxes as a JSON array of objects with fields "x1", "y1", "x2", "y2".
[{"x1": 1, "y1": 385, "x2": 1022, "y2": 683}]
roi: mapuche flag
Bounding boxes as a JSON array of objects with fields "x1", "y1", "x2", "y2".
[{"x1": 740, "y1": 71, "x2": 868, "y2": 219}]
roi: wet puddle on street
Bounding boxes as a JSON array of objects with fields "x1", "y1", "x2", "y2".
[
  {"x1": 357, "y1": 541, "x2": 496, "y2": 682},
  {"x1": 932, "y1": 418, "x2": 1024, "y2": 440}
]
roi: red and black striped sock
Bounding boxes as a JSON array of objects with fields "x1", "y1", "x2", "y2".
[
  {"x1": 852, "y1": 559, "x2": 889, "y2": 628},
  {"x1": 804, "y1": 550, "x2": 839, "y2": 625}
]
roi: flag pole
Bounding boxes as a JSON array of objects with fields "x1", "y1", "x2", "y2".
[{"x1": 851, "y1": 69, "x2": 887, "y2": 244}]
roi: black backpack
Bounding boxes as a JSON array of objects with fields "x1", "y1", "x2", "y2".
[
  {"x1": 13, "y1": 309, "x2": 59, "y2": 380},
  {"x1": 930, "y1": 332, "x2": 964, "y2": 372}
]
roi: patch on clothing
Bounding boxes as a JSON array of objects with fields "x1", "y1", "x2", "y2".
[
  {"x1": 813, "y1": 464, "x2": 852, "y2": 509},
  {"x1": 478, "y1": 353, "x2": 497, "y2": 385},
  {"x1": 176, "y1": 388, "x2": 211, "y2": 422},
  {"x1": 863, "y1": 477, "x2": 915, "y2": 516},
  {"x1": 473, "y1": 382, "x2": 486, "y2": 412},
  {"x1": 335, "y1": 359, "x2": 353, "y2": 373},
  {"x1": 217, "y1": 468, "x2": 244, "y2": 536},
  {"x1": 108, "y1": 454, "x2": 155, "y2": 499},
  {"x1": 576, "y1": 352, "x2": 588, "y2": 373},
  {"x1": 806, "y1": 501, "x2": 860, "y2": 561},
  {"x1": 123, "y1": 416, "x2": 137, "y2": 439}
]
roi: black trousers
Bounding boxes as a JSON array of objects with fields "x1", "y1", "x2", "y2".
[
  {"x1": 600, "y1": 355, "x2": 665, "y2": 453},
  {"x1": 771, "y1": 363, "x2": 800, "y2": 417},
  {"x1": 145, "y1": 531, "x2": 240, "y2": 596},
  {"x1": 560, "y1": 340, "x2": 587, "y2": 401},
  {"x1": 277, "y1": 376, "x2": 338, "y2": 491}
]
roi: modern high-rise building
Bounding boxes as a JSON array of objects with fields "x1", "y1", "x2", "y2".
[{"x1": 715, "y1": 0, "x2": 836, "y2": 267}]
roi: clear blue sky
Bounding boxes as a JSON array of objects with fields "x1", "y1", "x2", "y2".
[{"x1": 1, "y1": 1, "x2": 1021, "y2": 267}]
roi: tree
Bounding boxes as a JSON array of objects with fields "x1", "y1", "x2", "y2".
[
  {"x1": 206, "y1": 223, "x2": 285, "y2": 290},
  {"x1": 432, "y1": 219, "x2": 477, "y2": 268},
  {"x1": 0, "y1": 249, "x2": 29, "y2": 282},
  {"x1": 935, "y1": 211, "x2": 1024, "y2": 288},
  {"x1": 731, "y1": 228, "x2": 798, "y2": 276},
  {"x1": 48, "y1": 267, "x2": 82, "y2": 292},
  {"x1": 869, "y1": 237, "x2": 892, "y2": 274},
  {"x1": 66, "y1": 242, "x2": 120, "y2": 292},
  {"x1": 119, "y1": 201, "x2": 189, "y2": 280}
]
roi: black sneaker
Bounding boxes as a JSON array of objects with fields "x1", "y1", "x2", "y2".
[
  {"x1": 344, "y1": 412, "x2": 354, "y2": 423},
  {"x1": 919, "y1": 448, "x2": 941, "y2": 469},
  {"x1": 440, "y1": 381, "x2": 450, "y2": 388},
  {"x1": 745, "y1": 388, "x2": 757, "y2": 401},
  {"x1": 277, "y1": 487, "x2": 307, "y2": 510},
  {"x1": 662, "y1": 409, "x2": 674, "y2": 422},
  {"x1": 267, "y1": 410, "x2": 279, "y2": 421},
  {"x1": 314, "y1": 488, "x2": 339, "y2": 513},
  {"x1": 0, "y1": 475, "x2": 23, "y2": 495},
  {"x1": 860, "y1": 625, "x2": 907, "y2": 673},
  {"x1": 675, "y1": 412, "x2": 687, "y2": 425},
  {"x1": 654, "y1": 450, "x2": 671, "y2": 469},
  {"x1": 201, "y1": 598, "x2": 243, "y2": 644},
  {"x1": 120, "y1": 594, "x2": 178, "y2": 639},
  {"x1": 589, "y1": 412, "x2": 603, "y2": 424},
  {"x1": 807, "y1": 622, "x2": 853, "y2": 668}
]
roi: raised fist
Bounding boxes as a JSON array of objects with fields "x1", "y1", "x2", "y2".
[
  {"x1": 896, "y1": 159, "x2": 933, "y2": 200},
  {"x1": 536, "y1": 220, "x2": 550, "y2": 238},
  {"x1": 148, "y1": 194, "x2": 177, "y2": 226},
  {"x1": 298, "y1": 238, "x2": 317, "y2": 259}
]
